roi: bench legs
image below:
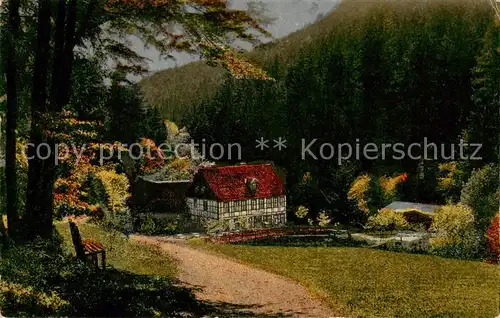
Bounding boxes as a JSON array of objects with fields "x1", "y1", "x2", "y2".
[
  {"x1": 90, "y1": 254, "x2": 98, "y2": 269},
  {"x1": 87, "y1": 251, "x2": 106, "y2": 270}
]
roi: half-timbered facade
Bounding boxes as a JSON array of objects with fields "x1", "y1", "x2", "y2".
[{"x1": 186, "y1": 164, "x2": 286, "y2": 230}]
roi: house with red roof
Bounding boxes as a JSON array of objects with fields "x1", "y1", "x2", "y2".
[{"x1": 185, "y1": 163, "x2": 286, "y2": 230}]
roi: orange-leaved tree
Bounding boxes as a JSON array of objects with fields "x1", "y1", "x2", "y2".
[
  {"x1": 18, "y1": 0, "x2": 273, "y2": 239},
  {"x1": 486, "y1": 213, "x2": 500, "y2": 262}
]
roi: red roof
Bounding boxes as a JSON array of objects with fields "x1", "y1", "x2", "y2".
[{"x1": 198, "y1": 164, "x2": 285, "y2": 201}]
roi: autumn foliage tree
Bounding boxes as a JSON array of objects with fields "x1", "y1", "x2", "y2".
[
  {"x1": 486, "y1": 213, "x2": 500, "y2": 262},
  {"x1": 348, "y1": 173, "x2": 408, "y2": 217},
  {"x1": 4, "y1": 0, "x2": 272, "y2": 239}
]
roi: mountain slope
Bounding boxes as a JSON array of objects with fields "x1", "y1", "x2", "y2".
[
  {"x1": 139, "y1": 0, "x2": 487, "y2": 120},
  {"x1": 138, "y1": 0, "x2": 378, "y2": 119}
]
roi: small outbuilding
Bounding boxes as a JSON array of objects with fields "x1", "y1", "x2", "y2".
[{"x1": 383, "y1": 201, "x2": 442, "y2": 230}]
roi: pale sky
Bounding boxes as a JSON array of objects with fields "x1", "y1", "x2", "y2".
[
  {"x1": 128, "y1": 0, "x2": 340, "y2": 80},
  {"x1": 0, "y1": 0, "x2": 339, "y2": 81}
]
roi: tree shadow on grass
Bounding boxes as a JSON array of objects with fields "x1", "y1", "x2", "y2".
[
  {"x1": 0, "y1": 229, "x2": 293, "y2": 317},
  {"x1": 60, "y1": 267, "x2": 294, "y2": 317},
  {"x1": 176, "y1": 280, "x2": 298, "y2": 317}
]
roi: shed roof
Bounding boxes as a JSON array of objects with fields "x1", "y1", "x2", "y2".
[{"x1": 384, "y1": 201, "x2": 441, "y2": 213}]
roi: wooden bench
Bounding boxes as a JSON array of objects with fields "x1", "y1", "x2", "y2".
[{"x1": 69, "y1": 221, "x2": 106, "y2": 270}]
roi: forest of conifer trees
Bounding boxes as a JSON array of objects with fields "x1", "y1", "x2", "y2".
[{"x1": 168, "y1": 0, "x2": 500, "y2": 222}]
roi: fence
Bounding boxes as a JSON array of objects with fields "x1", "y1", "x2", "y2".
[{"x1": 207, "y1": 226, "x2": 343, "y2": 244}]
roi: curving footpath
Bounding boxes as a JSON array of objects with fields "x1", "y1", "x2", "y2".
[{"x1": 133, "y1": 235, "x2": 338, "y2": 318}]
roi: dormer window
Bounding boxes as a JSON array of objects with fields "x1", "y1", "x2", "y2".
[
  {"x1": 246, "y1": 177, "x2": 258, "y2": 195},
  {"x1": 195, "y1": 184, "x2": 206, "y2": 195}
]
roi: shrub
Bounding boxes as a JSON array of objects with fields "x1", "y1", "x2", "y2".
[
  {"x1": 401, "y1": 210, "x2": 433, "y2": 230},
  {"x1": 460, "y1": 164, "x2": 499, "y2": 232},
  {"x1": 163, "y1": 217, "x2": 183, "y2": 235},
  {"x1": 155, "y1": 216, "x2": 185, "y2": 235},
  {"x1": 86, "y1": 173, "x2": 108, "y2": 207},
  {"x1": 138, "y1": 215, "x2": 156, "y2": 235},
  {"x1": 378, "y1": 173, "x2": 408, "y2": 203},
  {"x1": 95, "y1": 170, "x2": 130, "y2": 213},
  {"x1": 348, "y1": 174, "x2": 371, "y2": 214},
  {"x1": 152, "y1": 164, "x2": 192, "y2": 181},
  {"x1": 135, "y1": 138, "x2": 165, "y2": 175},
  {"x1": 317, "y1": 211, "x2": 331, "y2": 227},
  {"x1": 429, "y1": 204, "x2": 480, "y2": 259},
  {"x1": 167, "y1": 157, "x2": 191, "y2": 171},
  {"x1": 236, "y1": 216, "x2": 250, "y2": 230},
  {"x1": 50, "y1": 115, "x2": 116, "y2": 218},
  {"x1": 0, "y1": 281, "x2": 70, "y2": 316},
  {"x1": 348, "y1": 173, "x2": 408, "y2": 216},
  {"x1": 486, "y1": 213, "x2": 500, "y2": 262},
  {"x1": 164, "y1": 120, "x2": 179, "y2": 137},
  {"x1": 301, "y1": 172, "x2": 312, "y2": 183},
  {"x1": 366, "y1": 208, "x2": 408, "y2": 232},
  {"x1": 0, "y1": 237, "x2": 72, "y2": 316},
  {"x1": 53, "y1": 145, "x2": 129, "y2": 218},
  {"x1": 203, "y1": 218, "x2": 230, "y2": 235},
  {"x1": 295, "y1": 205, "x2": 309, "y2": 219},
  {"x1": 100, "y1": 207, "x2": 134, "y2": 235},
  {"x1": 134, "y1": 214, "x2": 186, "y2": 235},
  {"x1": 436, "y1": 162, "x2": 466, "y2": 203}
]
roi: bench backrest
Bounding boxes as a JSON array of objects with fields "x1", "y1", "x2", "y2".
[{"x1": 69, "y1": 221, "x2": 85, "y2": 259}]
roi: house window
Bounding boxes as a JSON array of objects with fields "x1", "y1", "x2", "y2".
[
  {"x1": 251, "y1": 199, "x2": 257, "y2": 210},
  {"x1": 241, "y1": 200, "x2": 248, "y2": 211},
  {"x1": 203, "y1": 200, "x2": 208, "y2": 211},
  {"x1": 259, "y1": 199, "x2": 265, "y2": 210},
  {"x1": 235, "y1": 201, "x2": 241, "y2": 211}
]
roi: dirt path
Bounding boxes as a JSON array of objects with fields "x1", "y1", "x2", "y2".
[{"x1": 133, "y1": 235, "x2": 337, "y2": 318}]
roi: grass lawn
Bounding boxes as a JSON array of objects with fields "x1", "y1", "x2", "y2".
[
  {"x1": 193, "y1": 241, "x2": 500, "y2": 317},
  {"x1": 55, "y1": 221, "x2": 177, "y2": 277},
  {"x1": 2, "y1": 221, "x2": 199, "y2": 316}
]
